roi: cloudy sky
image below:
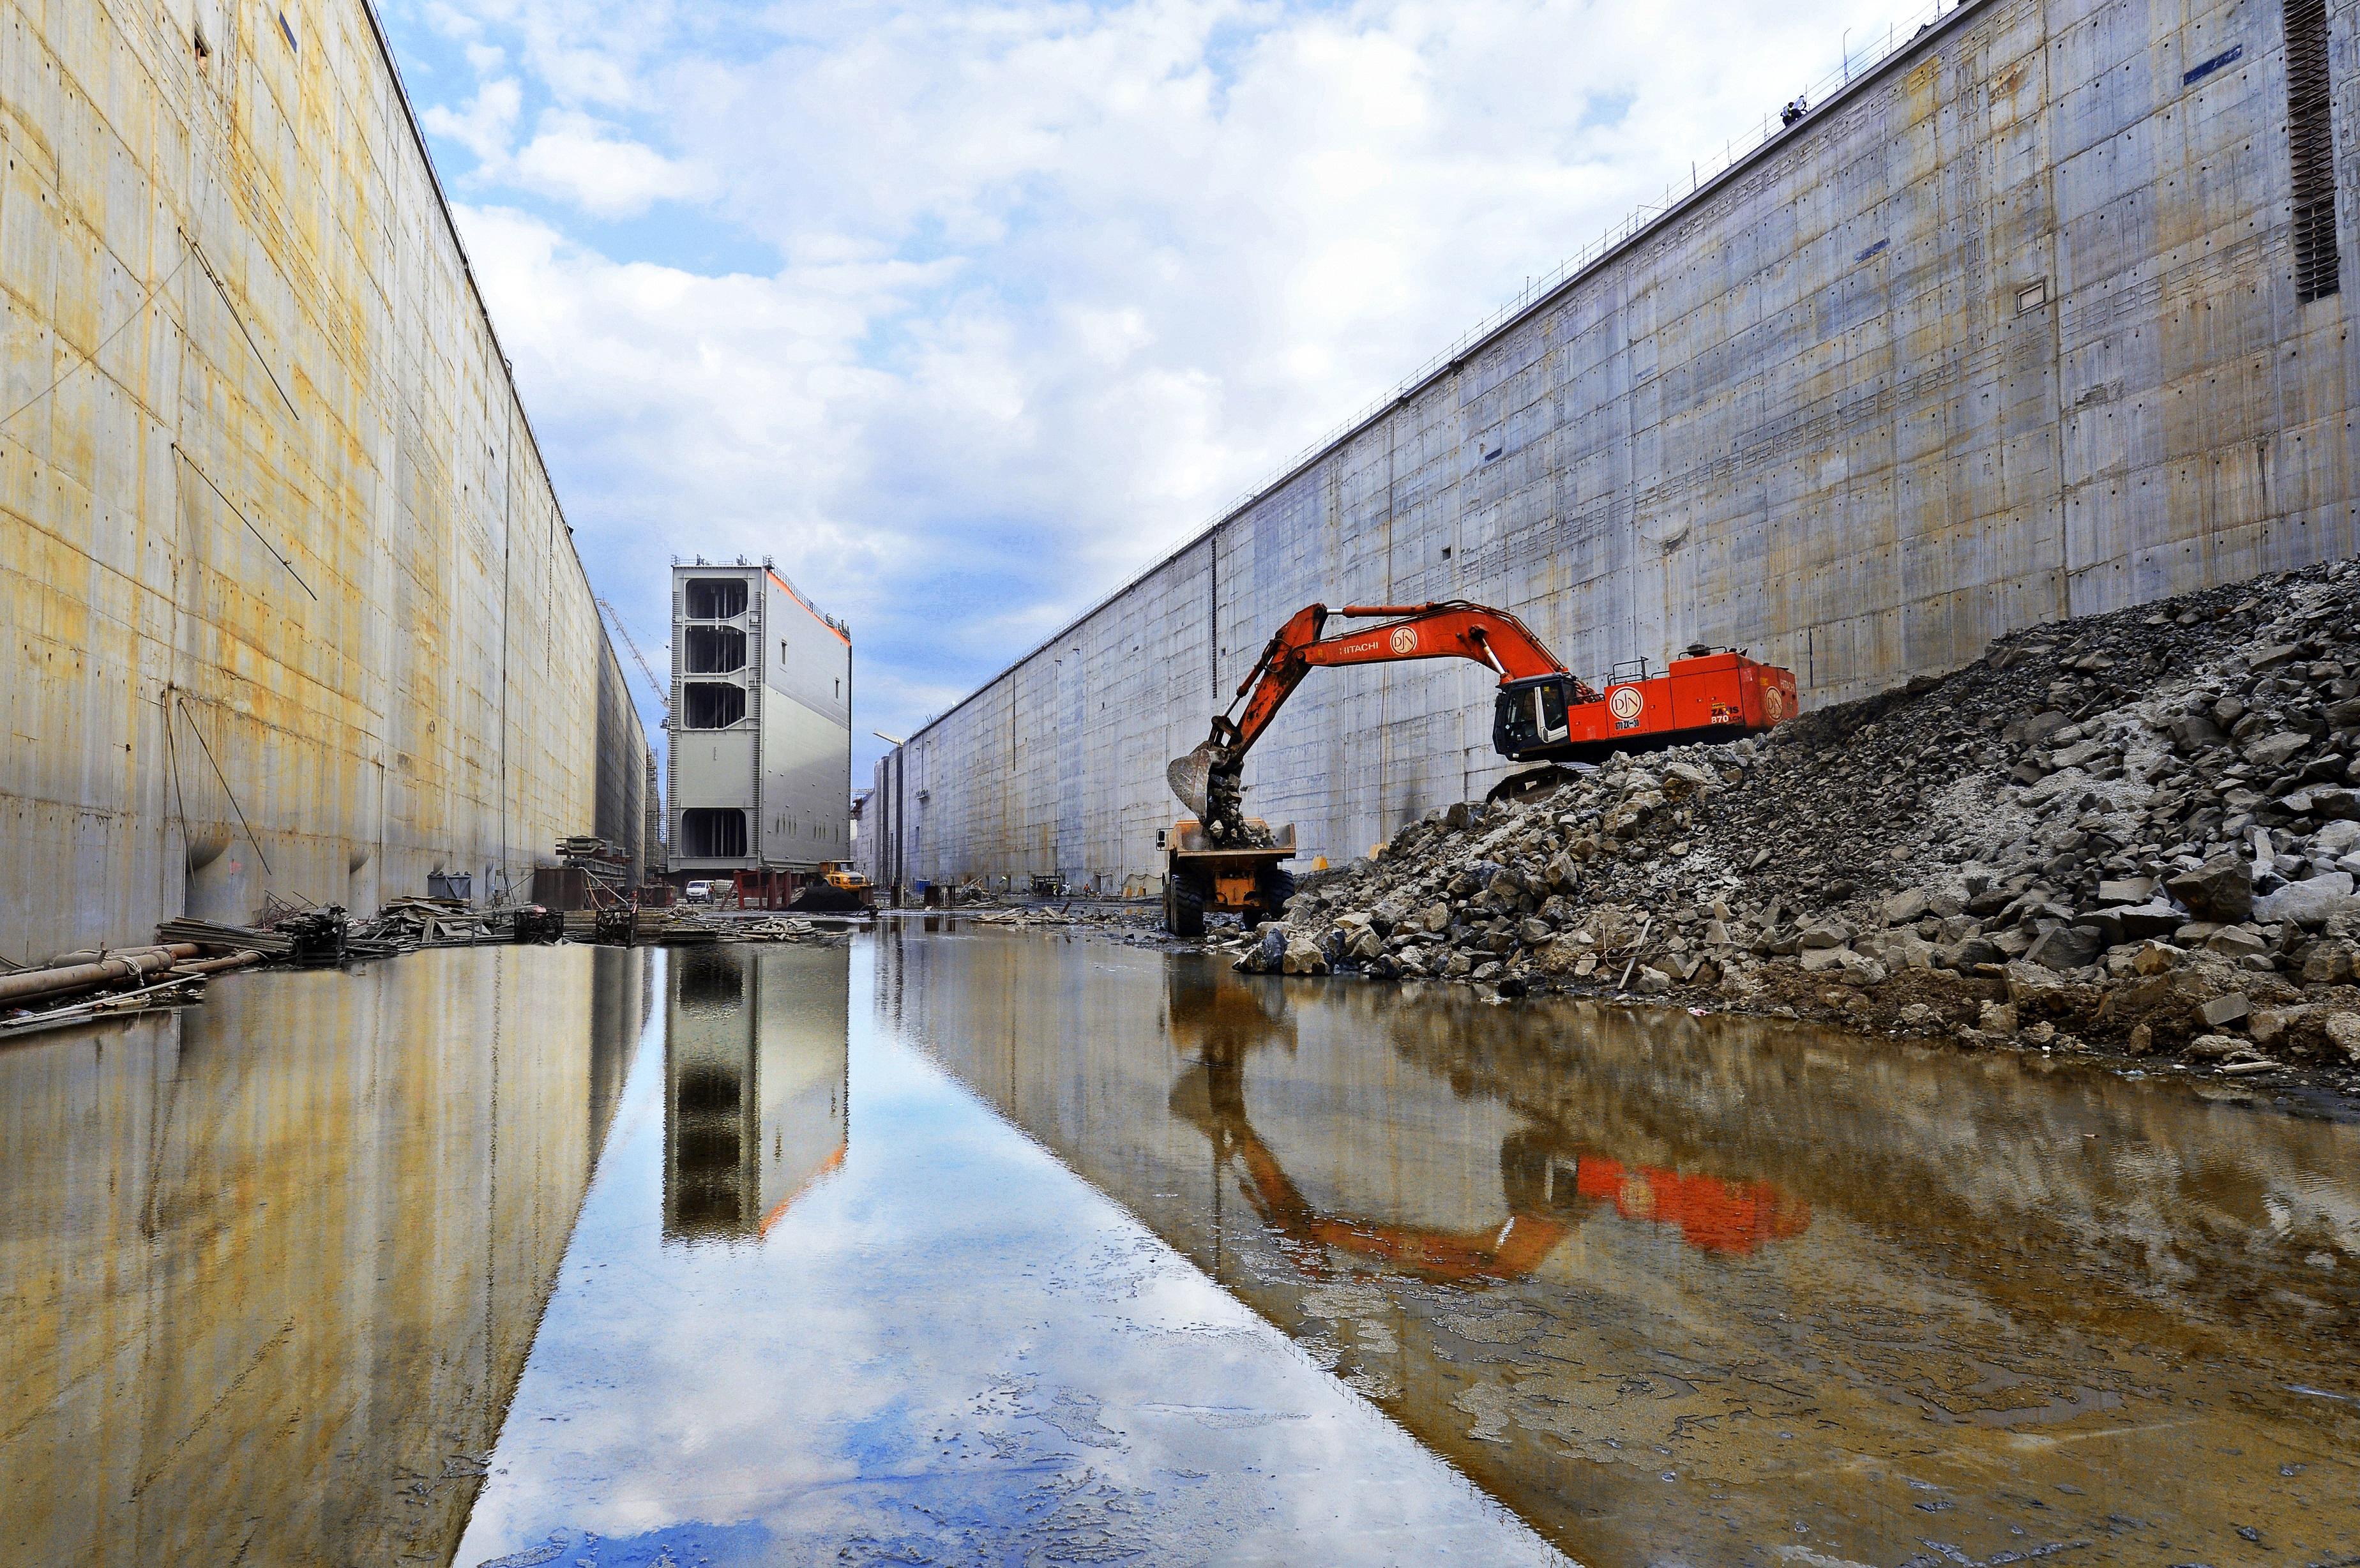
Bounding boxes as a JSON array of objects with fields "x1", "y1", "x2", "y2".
[{"x1": 380, "y1": 0, "x2": 1891, "y2": 784}]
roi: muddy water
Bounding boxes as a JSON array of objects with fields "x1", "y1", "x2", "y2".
[
  {"x1": 4, "y1": 929, "x2": 2356, "y2": 1565},
  {"x1": 874, "y1": 924, "x2": 2360, "y2": 1567}
]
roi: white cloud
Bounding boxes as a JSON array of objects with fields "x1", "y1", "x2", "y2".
[
  {"x1": 426, "y1": 89, "x2": 708, "y2": 218},
  {"x1": 511, "y1": 110, "x2": 714, "y2": 215},
  {"x1": 388, "y1": 0, "x2": 1882, "y2": 771},
  {"x1": 420, "y1": 77, "x2": 519, "y2": 164}
]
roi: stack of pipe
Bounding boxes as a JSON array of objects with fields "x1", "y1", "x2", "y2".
[
  {"x1": 156, "y1": 917, "x2": 294, "y2": 956},
  {"x1": 0, "y1": 944, "x2": 201, "y2": 1008}
]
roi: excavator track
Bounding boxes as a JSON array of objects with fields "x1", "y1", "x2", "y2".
[{"x1": 1485, "y1": 765, "x2": 1582, "y2": 806}]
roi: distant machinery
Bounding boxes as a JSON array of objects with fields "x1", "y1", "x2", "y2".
[{"x1": 598, "y1": 598, "x2": 670, "y2": 722}]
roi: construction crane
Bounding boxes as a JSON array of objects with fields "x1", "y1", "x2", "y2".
[
  {"x1": 1169, "y1": 599, "x2": 1798, "y2": 834},
  {"x1": 597, "y1": 597, "x2": 670, "y2": 723}
]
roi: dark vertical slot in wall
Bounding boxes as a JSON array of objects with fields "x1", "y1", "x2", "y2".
[{"x1": 2287, "y1": 0, "x2": 2340, "y2": 302}]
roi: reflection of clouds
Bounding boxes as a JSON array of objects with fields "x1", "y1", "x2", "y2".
[{"x1": 458, "y1": 947, "x2": 1561, "y2": 1567}]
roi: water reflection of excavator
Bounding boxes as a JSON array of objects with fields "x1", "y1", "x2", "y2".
[
  {"x1": 1163, "y1": 970, "x2": 1808, "y2": 1284},
  {"x1": 1170, "y1": 1057, "x2": 1575, "y2": 1285}
]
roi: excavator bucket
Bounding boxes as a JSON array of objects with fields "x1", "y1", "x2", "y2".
[{"x1": 1167, "y1": 743, "x2": 1220, "y2": 818}]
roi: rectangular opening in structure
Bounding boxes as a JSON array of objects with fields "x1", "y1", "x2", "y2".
[
  {"x1": 682, "y1": 682, "x2": 747, "y2": 728},
  {"x1": 2287, "y1": 0, "x2": 2340, "y2": 302},
  {"x1": 686, "y1": 578, "x2": 750, "y2": 619},
  {"x1": 680, "y1": 808, "x2": 749, "y2": 858},
  {"x1": 685, "y1": 625, "x2": 748, "y2": 673}
]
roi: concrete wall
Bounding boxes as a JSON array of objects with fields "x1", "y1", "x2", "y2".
[
  {"x1": 879, "y1": 0, "x2": 2360, "y2": 894},
  {"x1": 0, "y1": 0, "x2": 646, "y2": 960}
]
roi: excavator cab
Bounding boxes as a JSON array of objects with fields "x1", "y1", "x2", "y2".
[{"x1": 1492, "y1": 673, "x2": 1585, "y2": 760}]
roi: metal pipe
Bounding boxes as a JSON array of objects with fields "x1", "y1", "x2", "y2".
[
  {"x1": 167, "y1": 950, "x2": 265, "y2": 977},
  {"x1": 0, "y1": 944, "x2": 200, "y2": 1006}
]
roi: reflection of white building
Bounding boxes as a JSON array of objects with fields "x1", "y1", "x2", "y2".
[
  {"x1": 669, "y1": 563, "x2": 852, "y2": 880},
  {"x1": 664, "y1": 946, "x2": 849, "y2": 1242}
]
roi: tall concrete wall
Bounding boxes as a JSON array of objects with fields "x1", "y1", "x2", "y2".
[
  {"x1": 0, "y1": 0, "x2": 646, "y2": 961},
  {"x1": 878, "y1": 0, "x2": 2360, "y2": 894}
]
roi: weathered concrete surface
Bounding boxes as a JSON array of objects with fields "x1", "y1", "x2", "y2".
[
  {"x1": 0, "y1": 946, "x2": 649, "y2": 1565},
  {"x1": 877, "y1": 0, "x2": 2360, "y2": 893},
  {"x1": 0, "y1": 0, "x2": 646, "y2": 960}
]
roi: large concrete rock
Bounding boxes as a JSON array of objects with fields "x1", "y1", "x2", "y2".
[
  {"x1": 1880, "y1": 889, "x2": 1931, "y2": 925},
  {"x1": 2025, "y1": 924, "x2": 2103, "y2": 971},
  {"x1": 2198, "y1": 992, "x2": 2250, "y2": 1028},
  {"x1": 2254, "y1": 871, "x2": 2357, "y2": 928},
  {"x1": 1797, "y1": 919, "x2": 1854, "y2": 950},
  {"x1": 2085, "y1": 901, "x2": 2184, "y2": 946},
  {"x1": 2299, "y1": 786, "x2": 2360, "y2": 820},
  {"x1": 1660, "y1": 760, "x2": 1716, "y2": 797},
  {"x1": 2327, "y1": 1012, "x2": 2360, "y2": 1063},
  {"x1": 1935, "y1": 935, "x2": 2004, "y2": 970},
  {"x1": 2167, "y1": 854, "x2": 2254, "y2": 923},
  {"x1": 2246, "y1": 730, "x2": 2312, "y2": 771},
  {"x1": 2004, "y1": 711, "x2": 2071, "y2": 747},
  {"x1": 1281, "y1": 938, "x2": 1328, "y2": 975},
  {"x1": 2301, "y1": 941, "x2": 2357, "y2": 985}
]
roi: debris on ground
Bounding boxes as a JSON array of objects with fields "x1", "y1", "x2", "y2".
[
  {"x1": 356, "y1": 896, "x2": 497, "y2": 952},
  {"x1": 1231, "y1": 556, "x2": 2360, "y2": 1087},
  {"x1": 0, "y1": 942, "x2": 270, "y2": 1040},
  {"x1": 965, "y1": 903, "x2": 1170, "y2": 936},
  {"x1": 972, "y1": 907, "x2": 1094, "y2": 927},
  {"x1": 679, "y1": 914, "x2": 847, "y2": 945}
]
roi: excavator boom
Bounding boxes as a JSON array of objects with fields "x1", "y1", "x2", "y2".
[
  {"x1": 1169, "y1": 599, "x2": 1796, "y2": 823},
  {"x1": 1170, "y1": 601, "x2": 1576, "y2": 821}
]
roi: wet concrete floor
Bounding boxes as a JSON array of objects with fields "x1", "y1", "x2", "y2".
[{"x1": 3, "y1": 925, "x2": 2356, "y2": 1565}]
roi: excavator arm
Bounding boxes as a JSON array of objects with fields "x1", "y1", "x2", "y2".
[{"x1": 1169, "y1": 602, "x2": 1588, "y2": 824}]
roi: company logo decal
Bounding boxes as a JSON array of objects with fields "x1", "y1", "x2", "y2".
[
  {"x1": 1763, "y1": 687, "x2": 1785, "y2": 721},
  {"x1": 1389, "y1": 626, "x2": 1418, "y2": 655},
  {"x1": 1608, "y1": 686, "x2": 1644, "y2": 725}
]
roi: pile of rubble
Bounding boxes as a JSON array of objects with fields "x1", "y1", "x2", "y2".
[
  {"x1": 1237, "y1": 557, "x2": 2360, "y2": 1083},
  {"x1": 729, "y1": 916, "x2": 847, "y2": 944}
]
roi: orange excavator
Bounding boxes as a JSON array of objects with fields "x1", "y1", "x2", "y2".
[{"x1": 1168, "y1": 601, "x2": 1798, "y2": 834}]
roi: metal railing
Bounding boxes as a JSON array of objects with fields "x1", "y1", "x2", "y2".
[{"x1": 1202, "y1": 0, "x2": 1972, "y2": 524}]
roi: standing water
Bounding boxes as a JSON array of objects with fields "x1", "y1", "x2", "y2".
[{"x1": 3, "y1": 924, "x2": 2355, "y2": 1565}]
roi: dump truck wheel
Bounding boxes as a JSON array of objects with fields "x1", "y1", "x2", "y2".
[
  {"x1": 1259, "y1": 866, "x2": 1296, "y2": 916},
  {"x1": 1167, "y1": 869, "x2": 1206, "y2": 937}
]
